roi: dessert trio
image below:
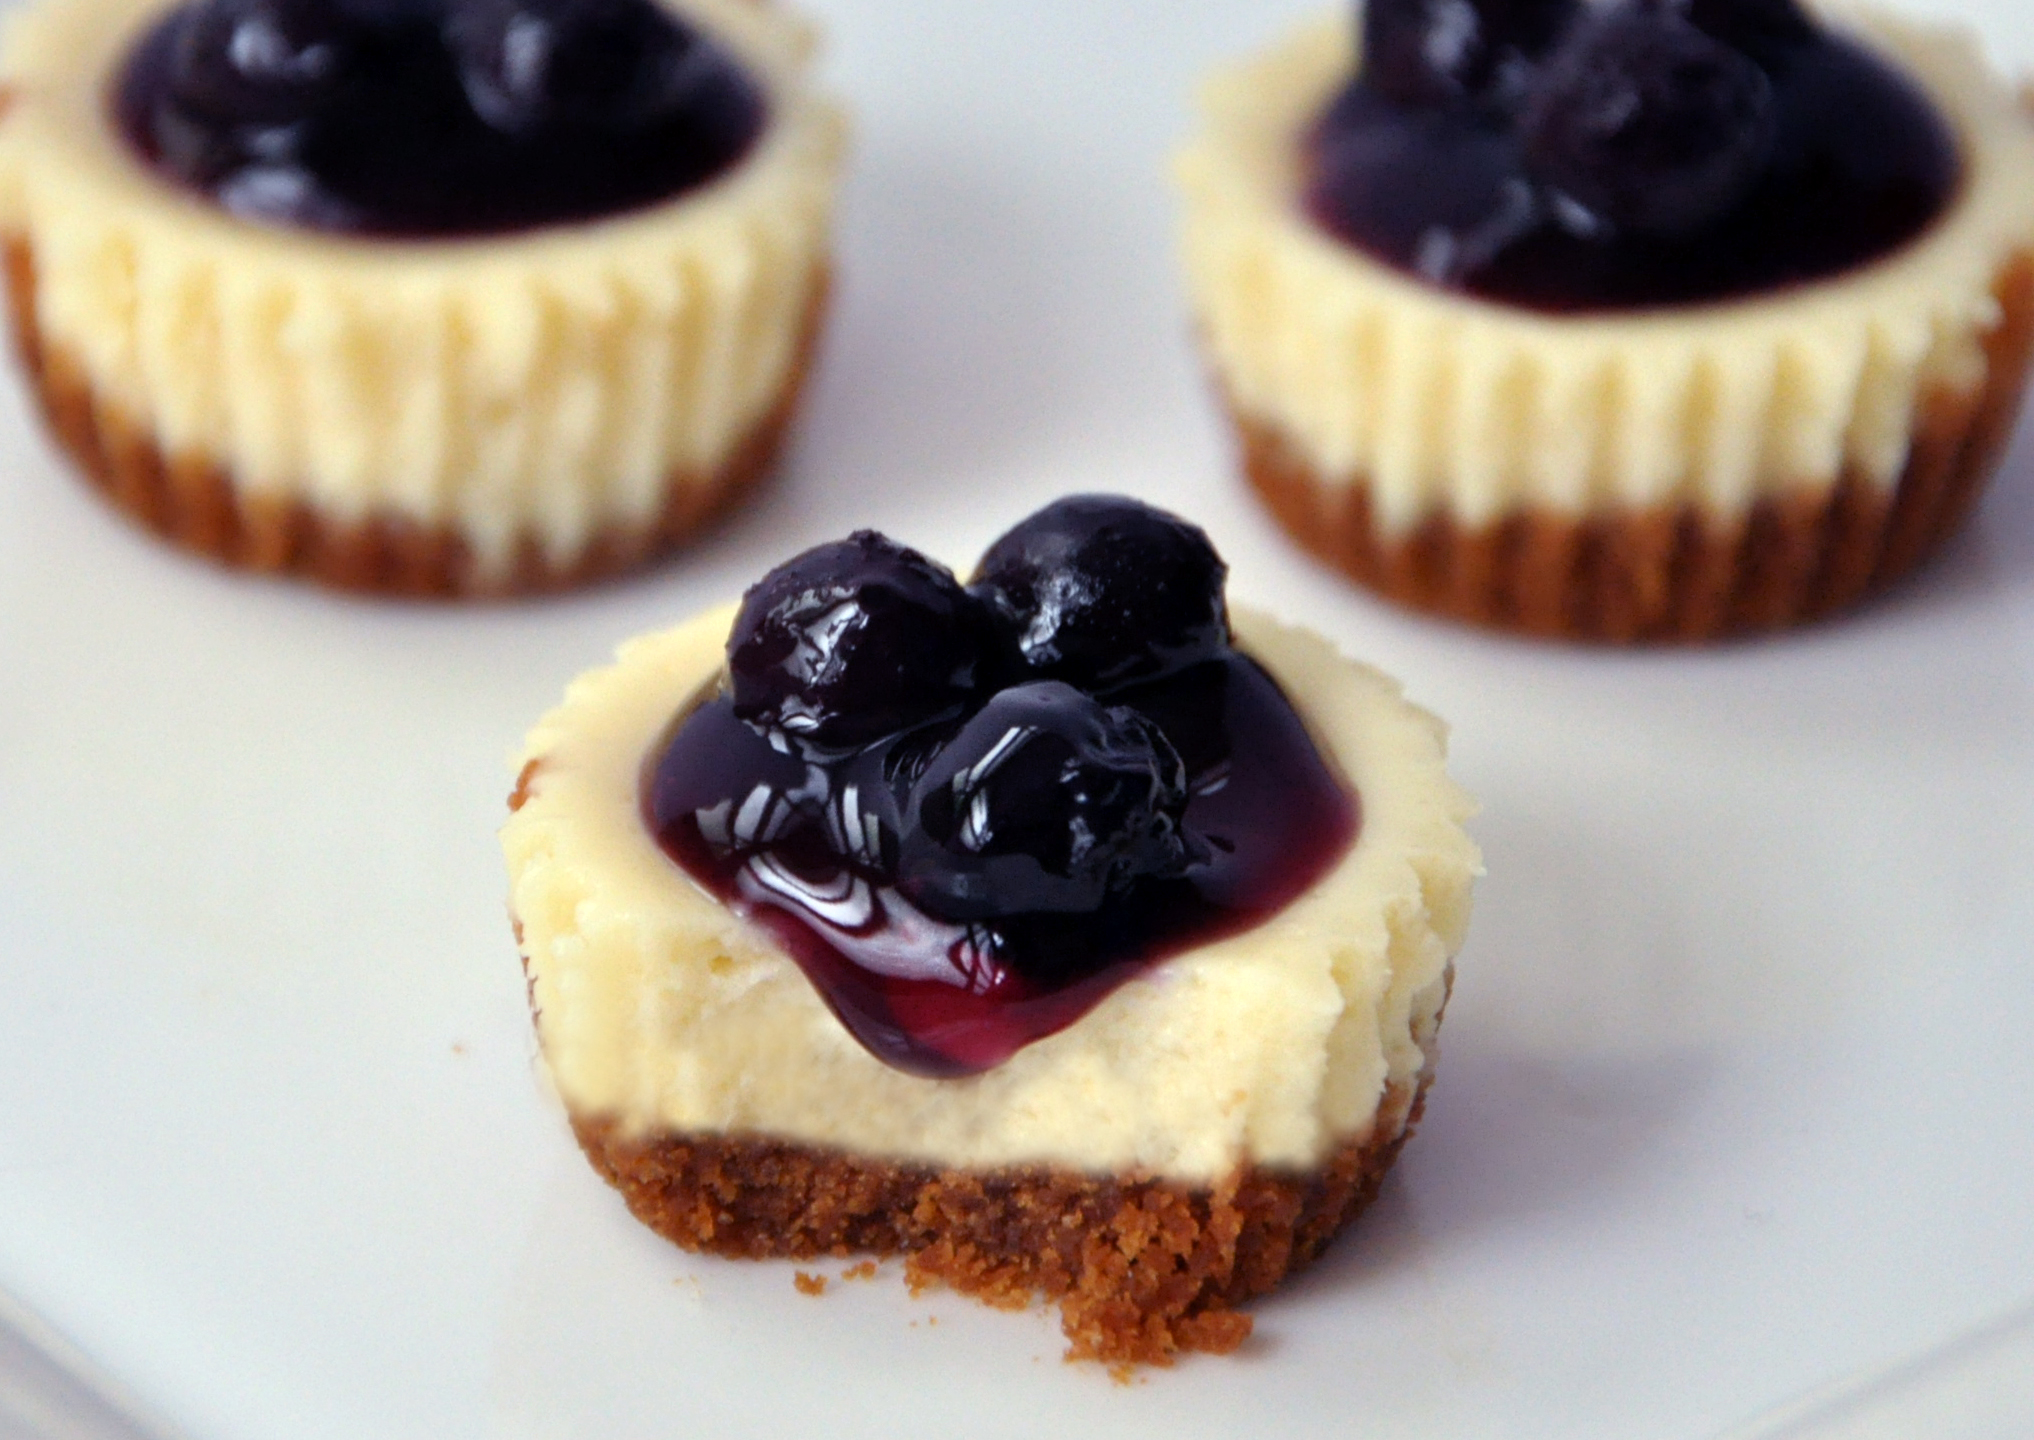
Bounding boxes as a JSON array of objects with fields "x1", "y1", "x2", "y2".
[{"x1": 3, "y1": 0, "x2": 2030, "y2": 1367}]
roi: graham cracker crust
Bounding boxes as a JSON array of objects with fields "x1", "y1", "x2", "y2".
[
  {"x1": 1236, "y1": 254, "x2": 2034, "y2": 642},
  {"x1": 570, "y1": 1085, "x2": 1424, "y2": 1366},
  {"x1": 3, "y1": 237, "x2": 828, "y2": 598}
]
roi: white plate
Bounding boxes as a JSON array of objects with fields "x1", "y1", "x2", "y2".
[{"x1": 3, "y1": 1, "x2": 2033, "y2": 1436}]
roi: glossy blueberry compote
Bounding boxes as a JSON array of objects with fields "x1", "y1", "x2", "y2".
[
  {"x1": 113, "y1": 0, "x2": 765, "y2": 236},
  {"x1": 646, "y1": 498, "x2": 1358, "y2": 1078},
  {"x1": 1304, "y1": 0, "x2": 1960, "y2": 310}
]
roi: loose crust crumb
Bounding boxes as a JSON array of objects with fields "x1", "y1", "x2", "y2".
[
  {"x1": 793, "y1": 1271, "x2": 828, "y2": 1296},
  {"x1": 571, "y1": 1081, "x2": 1424, "y2": 1367},
  {"x1": 508, "y1": 759, "x2": 542, "y2": 813}
]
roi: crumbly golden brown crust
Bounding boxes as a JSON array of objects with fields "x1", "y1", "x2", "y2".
[
  {"x1": 3, "y1": 238, "x2": 829, "y2": 598},
  {"x1": 570, "y1": 1080, "x2": 1425, "y2": 1366},
  {"x1": 1234, "y1": 253, "x2": 2034, "y2": 643}
]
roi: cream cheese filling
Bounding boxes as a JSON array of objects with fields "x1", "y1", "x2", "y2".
[
  {"x1": 1176, "y1": 6, "x2": 2034, "y2": 535},
  {"x1": 503, "y1": 606, "x2": 1480, "y2": 1183},
  {"x1": 0, "y1": 0, "x2": 845, "y2": 579}
]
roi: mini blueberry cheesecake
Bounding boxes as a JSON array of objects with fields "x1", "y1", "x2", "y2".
[
  {"x1": 1177, "y1": 0, "x2": 2034, "y2": 641},
  {"x1": 502, "y1": 496, "x2": 1479, "y2": 1363},
  {"x1": 0, "y1": 0, "x2": 843, "y2": 594}
]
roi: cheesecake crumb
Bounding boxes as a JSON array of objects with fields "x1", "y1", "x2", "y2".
[{"x1": 793, "y1": 1271, "x2": 828, "y2": 1296}]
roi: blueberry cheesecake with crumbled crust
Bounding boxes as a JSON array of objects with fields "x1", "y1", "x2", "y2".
[
  {"x1": 502, "y1": 496, "x2": 1479, "y2": 1364},
  {"x1": 0, "y1": 0, "x2": 843, "y2": 594},
  {"x1": 1177, "y1": 0, "x2": 2034, "y2": 641}
]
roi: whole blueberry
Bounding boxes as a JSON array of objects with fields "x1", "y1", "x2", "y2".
[
  {"x1": 1683, "y1": 0, "x2": 1814, "y2": 59},
  {"x1": 647, "y1": 697, "x2": 815, "y2": 863},
  {"x1": 896, "y1": 682, "x2": 1192, "y2": 922},
  {"x1": 817, "y1": 714, "x2": 967, "y2": 876},
  {"x1": 1309, "y1": 85, "x2": 1540, "y2": 284},
  {"x1": 1361, "y1": 0, "x2": 1578, "y2": 109},
  {"x1": 327, "y1": 0, "x2": 442, "y2": 24},
  {"x1": 446, "y1": 0, "x2": 741, "y2": 134},
  {"x1": 728, "y1": 531, "x2": 1000, "y2": 751},
  {"x1": 1521, "y1": 0, "x2": 1776, "y2": 239},
  {"x1": 971, "y1": 496, "x2": 1229, "y2": 694},
  {"x1": 165, "y1": 0, "x2": 357, "y2": 124},
  {"x1": 1476, "y1": 0, "x2": 1576, "y2": 57}
]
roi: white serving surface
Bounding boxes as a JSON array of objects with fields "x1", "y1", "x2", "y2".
[{"x1": 1, "y1": 1, "x2": 2031, "y2": 1435}]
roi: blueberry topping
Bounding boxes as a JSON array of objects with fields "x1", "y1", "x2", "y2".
[
  {"x1": 646, "y1": 498, "x2": 1357, "y2": 1075},
  {"x1": 114, "y1": 0, "x2": 766, "y2": 237},
  {"x1": 1521, "y1": 3, "x2": 1775, "y2": 240},
  {"x1": 897, "y1": 682, "x2": 1191, "y2": 924},
  {"x1": 728, "y1": 532, "x2": 1001, "y2": 750},
  {"x1": 1361, "y1": 0, "x2": 1577, "y2": 109},
  {"x1": 1476, "y1": 0, "x2": 1579, "y2": 63},
  {"x1": 446, "y1": 0, "x2": 737, "y2": 136},
  {"x1": 1360, "y1": 0, "x2": 1484, "y2": 108},
  {"x1": 971, "y1": 496, "x2": 1229, "y2": 693},
  {"x1": 165, "y1": 0, "x2": 353, "y2": 125},
  {"x1": 130, "y1": 0, "x2": 361, "y2": 214},
  {"x1": 1684, "y1": 0, "x2": 1814, "y2": 57},
  {"x1": 647, "y1": 691, "x2": 819, "y2": 865},
  {"x1": 1310, "y1": 87, "x2": 1538, "y2": 284},
  {"x1": 1304, "y1": 0, "x2": 1958, "y2": 310}
]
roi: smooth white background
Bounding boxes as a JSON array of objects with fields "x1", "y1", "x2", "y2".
[{"x1": 1, "y1": 1, "x2": 2031, "y2": 1436}]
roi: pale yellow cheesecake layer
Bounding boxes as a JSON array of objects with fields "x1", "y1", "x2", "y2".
[
  {"x1": 1177, "y1": 7, "x2": 2034, "y2": 536},
  {"x1": 502, "y1": 607, "x2": 1479, "y2": 1183},
  {"x1": 0, "y1": 0, "x2": 845, "y2": 580}
]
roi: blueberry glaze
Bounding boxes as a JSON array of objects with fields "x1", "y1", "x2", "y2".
[
  {"x1": 113, "y1": 0, "x2": 765, "y2": 237},
  {"x1": 645, "y1": 499, "x2": 1358, "y2": 1078},
  {"x1": 1304, "y1": 0, "x2": 1959, "y2": 311}
]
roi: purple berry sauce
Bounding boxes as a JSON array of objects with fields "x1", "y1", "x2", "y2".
[
  {"x1": 1305, "y1": 0, "x2": 1959, "y2": 311},
  {"x1": 111, "y1": 0, "x2": 765, "y2": 238},
  {"x1": 643, "y1": 501, "x2": 1359, "y2": 1078}
]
